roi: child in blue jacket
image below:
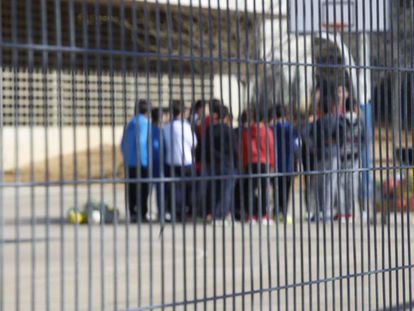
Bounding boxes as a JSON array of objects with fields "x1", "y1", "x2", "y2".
[
  {"x1": 121, "y1": 100, "x2": 150, "y2": 223},
  {"x1": 270, "y1": 104, "x2": 300, "y2": 224}
]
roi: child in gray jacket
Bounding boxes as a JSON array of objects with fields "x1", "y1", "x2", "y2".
[
  {"x1": 304, "y1": 83, "x2": 341, "y2": 222},
  {"x1": 336, "y1": 88, "x2": 365, "y2": 222}
]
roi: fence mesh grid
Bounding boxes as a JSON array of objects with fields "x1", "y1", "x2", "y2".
[{"x1": 1, "y1": 0, "x2": 413, "y2": 310}]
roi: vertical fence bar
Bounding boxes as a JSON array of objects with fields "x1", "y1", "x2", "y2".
[
  {"x1": 80, "y1": 0, "x2": 93, "y2": 310},
  {"x1": 298, "y1": 1, "x2": 309, "y2": 310},
  {"x1": 123, "y1": 0, "x2": 132, "y2": 308},
  {"x1": 187, "y1": 1, "x2": 198, "y2": 309},
  {"x1": 386, "y1": 0, "x2": 394, "y2": 308},
  {"x1": 153, "y1": 2, "x2": 166, "y2": 309},
  {"x1": 393, "y1": 1, "x2": 401, "y2": 308},
  {"x1": 10, "y1": 0, "x2": 21, "y2": 310},
  {"x1": 53, "y1": 1, "x2": 65, "y2": 310},
  {"x1": 119, "y1": 0, "x2": 129, "y2": 307},
  {"x1": 39, "y1": 0, "x2": 51, "y2": 308},
  {"x1": 373, "y1": 0, "x2": 381, "y2": 309},
  {"x1": 400, "y1": 2, "x2": 408, "y2": 309},
  {"x1": 111, "y1": 0, "x2": 120, "y2": 303},
  {"x1": 68, "y1": 0, "x2": 80, "y2": 306},
  {"x1": 0, "y1": 0, "x2": 3, "y2": 309},
  {"x1": 24, "y1": 0, "x2": 36, "y2": 310},
  {"x1": 361, "y1": 0, "x2": 370, "y2": 309},
  {"x1": 408, "y1": 1, "x2": 414, "y2": 309},
  {"x1": 395, "y1": 1, "x2": 404, "y2": 310}
]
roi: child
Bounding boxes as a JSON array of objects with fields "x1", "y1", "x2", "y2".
[
  {"x1": 205, "y1": 104, "x2": 236, "y2": 224},
  {"x1": 242, "y1": 107, "x2": 275, "y2": 225},
  {"x1": 192, "y1": 99, "x2": 211, "y2": 218},
  {"x1": 233, "y1": 110, "x2": 248, "y2": 221},
  {"x1": 303, "y1": 83, "x2": 340, "y2": 222},
  {"x1": 163, "y1": 100, "x2": 198, "y2": 221},
  {"x1": 336, "y1": 85, "x2": 365, "y2": 222},
  {"x1": 150, "y1": 107, "x2": 167, "y2": 222},
  {"x1": 120, "y1": 99, "x2": 150, "y2": 223},
  {"x1": 270, "y1": 104, "x2": 300, "y2": 224},
  {"x1": 193, "y1": 99, "x2": 211, "y2": 175},
  {"x1": 302, "y1": 83, "x2": 322, "y2": 214},
  {"x1": 191, "y1": 99, "x2": 210, "y2": 128}
]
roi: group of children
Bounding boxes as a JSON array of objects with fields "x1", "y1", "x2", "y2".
[
  {"x1": 302, "y1": 80, "x2": 366, "y2": 223},
  {"x1": 121, "y1": 80, "x2": 365, "y2": 225}
]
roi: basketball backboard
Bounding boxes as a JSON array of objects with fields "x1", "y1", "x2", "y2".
[{"x1": 289, "y1": 0, "x2": 390, "y2": 33}]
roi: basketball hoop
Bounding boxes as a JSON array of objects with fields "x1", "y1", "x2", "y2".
[{"x1": 289, "y1": 0, "x2": 389, "y2": 34}]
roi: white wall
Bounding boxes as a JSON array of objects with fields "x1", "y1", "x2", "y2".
[
  {"x1": 260, "y1": 12, "x2": 314, "y2": 111},
  {"x1": 213, "y1": 74, "x2": 244, "y2": 120},
  {"x1": 2, "y1": 126, "x2": 124, "y2": 171},
  {"x1": 145, "y1": 0, "x2": 282, "y2": 13},
  {"x1": 86, "y1": 0, "x2": 287, "y2": 13}
]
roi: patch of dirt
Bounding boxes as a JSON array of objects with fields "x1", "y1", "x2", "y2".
[
  {"x1": 4, "y1": 145, "x2": 124, "y2": 183},
  {"x1": 4, "y1": 127, "x2": 412, "y2": 183}
]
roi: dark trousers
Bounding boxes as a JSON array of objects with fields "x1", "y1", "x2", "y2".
[
  {"x1": 275, "y1": 175, "x2": 292, "y2": 216},
  {"x1": 233, "y1": 170, "x2": 244, "y2": 220},
  {"x1": 166, "y1": 165, "x2": 194, "y2": 220},
  {"x1": 127, "y1": 167, "x2": 149, "y2": 220},
  {"x1": 244, "y1": 164, "x2": 268, "y2": 217},
  {"x1": 208, "y1": 168, "x2": 235, "y2": 219}
]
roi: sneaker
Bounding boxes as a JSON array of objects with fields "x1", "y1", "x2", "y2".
[
  {"x1": 361, "y1": 211, "x2": 368, "y2": 224},
  {"x1": 163, "y1": 212, "x2": 172, "y2": 223},
  {"x1": 261, "y1": 215, "x2": 274, "y2": 226},
  {"x1": 309, "y1": 215, "x2": 319, "y2": 223},
  {"x1": 309, "y1": 214, "x2": 331, "y2": 223},
  {"x1": 246, "y1": 215, "x2": 257, "y2": 225},
  {"x1": 322, "y1": 216, "x2": 332, "y2": 223},
  {"x1": 334, "y1": 214, "x2": 352, "y2": 223},
  {"x1": 129, "y1": 214, "x2": 138, "y2": 224},
  {"x1": 130, "y1": 215, "x2": 149, "y2": 224},
  {"x1": 212, "y1": 218, "x2": 230, "y2": 227}
]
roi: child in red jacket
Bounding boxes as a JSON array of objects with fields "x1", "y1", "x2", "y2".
[{"x1": 242, "y1": 109, "x2": 275, "y2": 225}]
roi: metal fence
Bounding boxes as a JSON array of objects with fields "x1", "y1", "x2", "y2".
[{"x1": 1, "y1": 0, "x2": 413, "y2": 310}]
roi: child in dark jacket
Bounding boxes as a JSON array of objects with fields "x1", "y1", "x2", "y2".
[
  {"x1": 242, "y1": 108, "x2": 275, "y2": 225},
  {"x1": 303, "y1": 83, "x2": 341, "y2": 222},
  {"x1": 270, "y1": 105, "x2": 300, "y2": 224},
  {"x1": 150, "y1": 107, "x2": 170, "y2": 221},
  {"x1": 205, "y1": 105, "x2": 236, "y2": 224},
  {"x1": 233, "y1": 110, "x2": 248, "y2": 221}
]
